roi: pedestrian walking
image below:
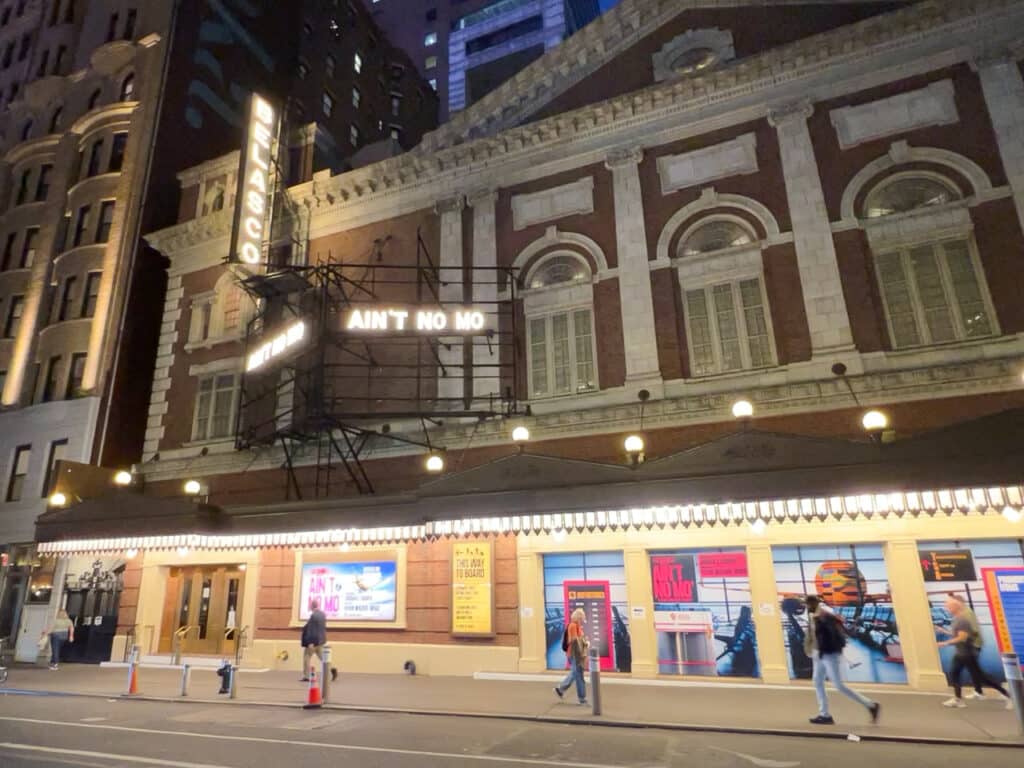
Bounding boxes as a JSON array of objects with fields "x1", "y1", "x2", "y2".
[
  {"x1": 804, "y1": 595, "x2": 880, "y2": 725},
  {"x1": 938, "y1": 594, "x2": 1013, "y2": 710},
  {"x1": 553, "y1": 608, "x2": 590, "y2": 705},
  {"x1": 41, "y1": 609, "x2": 74, "y2": 670},
  {"x1": 300, "y1": 599, "x2": 337, "y2": 682}
]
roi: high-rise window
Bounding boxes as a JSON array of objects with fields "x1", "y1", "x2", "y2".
[
  {"x1": 120, "y1": 74, "x2": 134, "y2": 101},
  {"x1": 684, "y1": 280, "x2": 774, "y2": 376},
  {"x1": 123, "y1": 8, "x2": 136, "y2": 39},
  {"x1": 66, "y1": 353, "x2": 85, "y2": 398},
  {"x1": 351, "y1": 87, "x2": 360, "y2": 108},
  {"x1": 17, "y1": 34, "x2": 29, "y2": 60},
  {"x1": 106, "y1": 12, "x2": 118, "y2": 42},
  {"x1": 353, "y1": 52, "x2": 362, "y2": 73},
  {"x1": 425, "y1": 56, "x2": 437, "y2": 70},
  {"x1": 192, "y1": 374, "x2": 238, "y2": 441},
  {"x1": 20, "y1": 227, "x2": 38, "y2": 269},
  {"x1": 349, "y1": 124, "x2": 359, "y2": 147},
  {"x1": 1, "y1": 233, "x2": 14, "y2": 270},
  {"x1": 58, "y1": 276, "x2": 76, "y2": 321},
  {"x1": 424, "y1": 32, "x2": 437, "y2": 46},
  {"x1": 15, "y1": 169, "x2": 29, "y2": 205},
  {"x1": 390, "y1": 94, "x2": 401, "y2": 117},
  {"x1": 108, "y1": 132, "x2": 127, "y2": 172},
  {"x1": 86, "y1": 139, "x2": 103, "y2": 176},
  {"x1": 41, "y1": 355, "x2": 61, "y2": 402},
  {"x1": 2, "y1": 42, "x2": 13, "y2": 69},
  {"x1": 322, "y1": 92, "x2": 335, "y2": 117},
  {"x1": 72, "y1": 204, "x2": 90, "y2": 247},
  {"x1": 95, "y1": 200, "x2": 115, "y2": 243},
  {"x1": 82, "y1": 272, "x2": 100, "y2": 318},
  {"x1": 36, "y1": 48, "x2": 49, "y2": 77},
  {"x1": 34, "y1": 164, "x2": 52, "y2": 201},
  {"x1": 325, "y1": 54, "x2": 335, "y2": 78},
  {"x1": 4, "y1": 295, "x2": 24, "y2": 337},
  {"x1": 42, "y1": 439, "x2": 67, "y2": 497},
  {"x1": 53, "y1": 44, "x2": 66, "y2": 74},
  {"x1": 6, "y1": 445, "x2": 31, "y2": 502}
]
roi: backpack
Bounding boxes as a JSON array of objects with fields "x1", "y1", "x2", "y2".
[
  {"x1": 561, "y1": 626, "x2": 570, "y2": 653},
  {"x1": 815, "y1": 613, "x2": 847, "y2": 654}
]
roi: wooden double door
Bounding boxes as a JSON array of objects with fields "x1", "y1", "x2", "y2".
[{"x1": 159, "y1": 566, "x2": 245, "y2": 656}]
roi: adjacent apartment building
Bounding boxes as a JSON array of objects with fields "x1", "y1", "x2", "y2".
[
  {"x1": 0, "y1": 0, "x2": 436, "y2": 663},
  {"x1": 365, "y1": 0, "x2": 602, "y2": 119}
]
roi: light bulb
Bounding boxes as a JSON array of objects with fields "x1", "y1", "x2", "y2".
[
  {"x1": 862, "y1": 410, "x2": 889, "y2": 432},
  {"x1": 511, "y1": 426, "x2": 530, "y2": 443},
  {"x1": 49, "y1": 491, "x2": 67, "y2": 507},
  {"x1": 183, "y1": 479, "x2": 202, "y2": 495},
  {"x1": 624, "y1": 435, "x2": 645, "y2": 454},
  {"x1": 113, "y1": 470, "x2": 133, "y2": 486},
  {"x1": 732, "y1": 399, "x2": 754, "y2": 419},
  {"x1": 425, "y1": 455, "x2": 444, "y2": 473}
]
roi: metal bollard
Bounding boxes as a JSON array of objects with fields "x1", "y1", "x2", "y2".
[
  {"x1": 229, "y1": 665, "x2": 238, "y2": 699},
  {"x1": 1002, "y1": 653, "x2": 1024, "y2": 735},
  {"x1": 126, "y1": 646, "x2": 139, "y2": 695},
  {"x1": 588, "y1": 647, "x2": 602, "y2": 717},
  {"x1": 321, "y1": 646, "x2": 332, "y2": 704},
  {"x1": 180, "y1": 664, "x2": 191, "y2": 697}
]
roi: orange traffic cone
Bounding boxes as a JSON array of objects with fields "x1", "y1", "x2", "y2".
[
  {"x1": 126, "y1": 662, "x2": 139, "y2": 696},
  {"x1": 303, "y1": 663, "x2": 322, "y2": 709}
]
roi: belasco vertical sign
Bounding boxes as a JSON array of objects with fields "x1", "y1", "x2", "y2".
[
  {"x1": 231, "y1": 93, "x2": 280, "y2": 265},
  {"x1": 451, "y1": 541, "x2": 495, "y2": 636}
]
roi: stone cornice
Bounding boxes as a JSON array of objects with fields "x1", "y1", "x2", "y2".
[
  {"x1": 767, "y1": 99, "x2": 815, "y2": 128},
  {"x1": 145, "y1": 210, "x2": 233, "y2": 257},
  {"x1": 177, "y1": 151, "x2": 240, "y2": 187},
  {"x1": 292, "y1": 0, "x2": 1020, "y2": 229}
]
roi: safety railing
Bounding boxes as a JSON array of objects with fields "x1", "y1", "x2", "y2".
[
  {"x1": 171, "y1": 625, "x2": 199, "y2": 665},
  {"x1": 229, "y1": 626, "x2": 250, "y2": 667}
]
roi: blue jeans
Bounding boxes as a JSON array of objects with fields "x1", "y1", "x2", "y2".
[
  {"x1": 813, "y1": 651, "x2": 873, "y2": 716},
  {"x1": 558, "y1": 657, "x2": 586, "y2": 702},
  {"x1": 49, "y1": 632, "x2": 67, "y2": 665}
]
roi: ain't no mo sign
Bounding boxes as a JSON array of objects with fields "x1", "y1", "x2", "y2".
[{"x1": 344, "y1": 308, "x2": 489, "y2": 334}]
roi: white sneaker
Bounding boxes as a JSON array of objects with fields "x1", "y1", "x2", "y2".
[
  {"x1": 943, "y1": 697, "x2": 966, "y2": 708},
  {"x1": 966, "y1": 691, "x2": 985, "y2": 701}
]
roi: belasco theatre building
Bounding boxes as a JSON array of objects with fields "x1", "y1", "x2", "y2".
[{"x1": 32, "y1": 0, "x2": 1024, "y2": 692}]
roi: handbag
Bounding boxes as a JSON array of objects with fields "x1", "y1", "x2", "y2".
[{"x1": 37, "y1": 635, "x2": 49, "y2": 653}]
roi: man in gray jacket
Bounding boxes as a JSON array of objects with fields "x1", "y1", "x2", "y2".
[{"x1": 300, "y1": 598, "x2": 328, "y2": 682}]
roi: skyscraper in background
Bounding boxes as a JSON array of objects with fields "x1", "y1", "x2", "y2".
[{"x1": 364, "y1": 0, "x2": 603, "y2": 121}]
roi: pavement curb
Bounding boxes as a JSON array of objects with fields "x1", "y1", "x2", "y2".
[{"x1": 3, "y1": 686, "x2": 1022, "y2": 749}]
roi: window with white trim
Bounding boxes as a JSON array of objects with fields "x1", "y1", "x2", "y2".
[
  {"x1": 676, "y1": 218, "x2": 776, "y2": 377},
  {"x1": 523, "y1": 254, "x2": 597, "y2": 399},
  {"x1": 192, "y1": 373, "x2": 238, "y2": 441},
  {"x1": 863, "y1": 174, "x2": 996, "y2": 349}
]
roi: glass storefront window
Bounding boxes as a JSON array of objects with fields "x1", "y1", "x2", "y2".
[
  {"x1": 26, "y1": 555, "x2": 56, "y2": 604},
  {"x1": 773, "y1": 544, "x2": 907, "y2": 684},
  {"x1": 919, "y1": 539, "x2": 1024, "y2": 684},
  {"x1": 543, "y1": 552, "x2": 631, "y2": 672},
  {"x1": 651, "y1": 548, "x2": 759, "y2": 678}
]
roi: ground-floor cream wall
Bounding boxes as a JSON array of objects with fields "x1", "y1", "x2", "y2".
[{"x1": 516, "y1": 514, "x2": 1024, "y2": 691}]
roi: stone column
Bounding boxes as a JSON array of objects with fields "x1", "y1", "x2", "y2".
[
  {"x1": 516, "y1": 551, "x2": 546, "y2": 673},
  {"x1": 468, "y1": 188, "x2": 500, "y2": 404},
  {"x1": 769, "y1": 101, "x2": 855, "y2": 357},
  {"x1": 974, "y1": 53, "x2": 1024, "y2": 235},
  {"x1": 884, "y1": 539, "x2": 948, "y2": 691},
  {"x1": 745, "y1": 543, "x2": 790, "y2": 684},
  {"x1": 605, "y1": 147, "x2": 662, "y2": 388},
  {"x1": 623, "y1": 547, "x2": 657, "y2": 676},
  {"x1": 434, "y1": 195, "x2": 465, "y2": 408}
]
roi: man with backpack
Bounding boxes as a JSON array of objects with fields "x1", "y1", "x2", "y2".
[
  {"x1": 938, "y1": 594, "x2": 1012, "y2": 709},
  {"x1": 553, "y1": 608, "x2": 590, "y2": 705},
  {"x1": 804, "y1": 595, "x2": 881, "y2": 725}
]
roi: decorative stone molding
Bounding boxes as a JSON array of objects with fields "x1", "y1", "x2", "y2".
[
  {"x1": 767, "y1": 99, "x2": 814, "y2": 127},
  {"x1": 652, "y1": 28, "x2": 735, "y2": 83},
  {"x1": 864, "y1": 202, "x2": 973, "y2": 251},
  {"x1": 467, "y1": 188, "x2": 499, "y2": 208},
  {"x1": 605, "y1": 146, "x2": 643, "y2": 171},
  {"x1": 506, "y1": 225, "x2": 611, "y2": 292},
  {"x1": 830, "y1": 80, "x2": 959, "y2": 149},
  {"x1": 511, "y1": 176, "x2": 594, "y2": 230},
  {"x1": 675, "y1": 243, "x2": 762, "y2": 285},
  {"x1": 657, "y1": 133, "x2": 757, "y2": 195},
  {"x1": 433, "y1": 195, "x2": 465, "y2": 215}
]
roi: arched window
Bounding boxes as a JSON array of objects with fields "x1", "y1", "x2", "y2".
[
  {"x1": 522, "y1": 252, "x2": 597, "y2": 399},
  {"x1": 87, "y1": 88, "x2": 102, "y2": 110},
  {"x1": 188, "y1": 273, "x2": 254, "y2": 345},
  {"x1": 119, "y1": 73, "x2": 134, "y2": 101},
  {"x1": 20, "y1": 119, "x2": 32, "y2": 141},
  {"x1": 48, "y1": 106, "x2": 62, "y2": 133},
  {"x1": 861, "y1": 173, "x2": 994, "y2": 348},
  {"x1": 676, "y1": 217, "x2": 774, "y2": 376}
]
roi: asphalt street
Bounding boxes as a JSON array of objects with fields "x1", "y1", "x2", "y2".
[{"x1": 0, "y1": 693, "x2": 1020, "y2": 768}]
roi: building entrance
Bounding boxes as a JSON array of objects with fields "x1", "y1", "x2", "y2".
[{"x1": 158, "y1": 565, "x2": 244, "y2": 656}]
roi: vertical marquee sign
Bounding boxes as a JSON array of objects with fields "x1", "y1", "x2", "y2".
[
  {"x1": 230, "y1": 93, "x2": 280, "y2": 265},
  {"x1": 451, "y1": 541, "x2": 495, "y2": 637}
]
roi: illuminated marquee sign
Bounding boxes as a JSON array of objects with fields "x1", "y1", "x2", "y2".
[
  {"x1": 231, "y1": 94, "x2": 280, "y2": 265},
  {"x1": 343, "y1": 307, "x2": 490, "y2": 334},
  {"x1": 246, "y1": 320, "x2": 306, "y2": 372}
]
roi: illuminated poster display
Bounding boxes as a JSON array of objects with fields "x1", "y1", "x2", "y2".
[
  {"x1": 246, "y1": 319, "x2": 307, "y2": 372},
  {"x1": 299, "y1": 560, "x2": 397, "y2": 622},
  {"x1": 920, "y1": 549, "x2": 977, "y2": 582},
  {"x1": 564, "y1": 580, "x2": 614, "y2": 671},
  {"x1": 983, "y1": 567, "x2": 1024, "y2": 659},
  {"x1": 343, "y1": 307, "x2": 492, "y2": 334},
  {"x1": 651, "y1": 550, "x2": 758, "y2": 678},
  {"x1": 230, "y1": 93, "x2": 279, "y2": 265},
  {"x1": 451, "y1": 541, "x2": 494, "y2": 636}
]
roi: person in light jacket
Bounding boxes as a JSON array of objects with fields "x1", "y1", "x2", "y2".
[
  {"x1": 553, "y1": 608, "x2": 590, "y2": 705},
  {"x1": 41, "y1": 610, "x2": 74, "y2": 670}
]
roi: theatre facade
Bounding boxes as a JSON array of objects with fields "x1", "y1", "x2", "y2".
[{"x1": 32, "y1": 0, "x2": 1024, "y2": 690}]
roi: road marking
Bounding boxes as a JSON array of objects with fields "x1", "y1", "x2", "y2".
[
  {"x1": 0, "y1": 744, "x2": 231, "y2": 768},
  {"x1": 711, "y1": 748, "x2": 800, "y2": 768},
  {"x1": 80, "y1": 717, "x2": 106, "y2": 722},
  {"x1": 0, "y1": 717, "x2": 621, "y2": 768}
]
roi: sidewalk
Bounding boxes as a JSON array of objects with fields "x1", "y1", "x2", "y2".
[{"x1": 2, "y1": 664, "x2": 1021, "y2": 747}]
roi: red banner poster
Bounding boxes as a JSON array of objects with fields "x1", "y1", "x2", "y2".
[
  {"x1": 651, "y1": 554, "x2": 697, "y2": 603},
  {"x1": 563, "y1": 580, "x2": 614, "y2": 671},
  {"x1": 698, "y1": 552, "x2": 749, "y2": 579}
]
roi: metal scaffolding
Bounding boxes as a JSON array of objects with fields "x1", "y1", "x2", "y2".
[{"x1": 234, "y1": 231, "x2": 520, "y2": 499}]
